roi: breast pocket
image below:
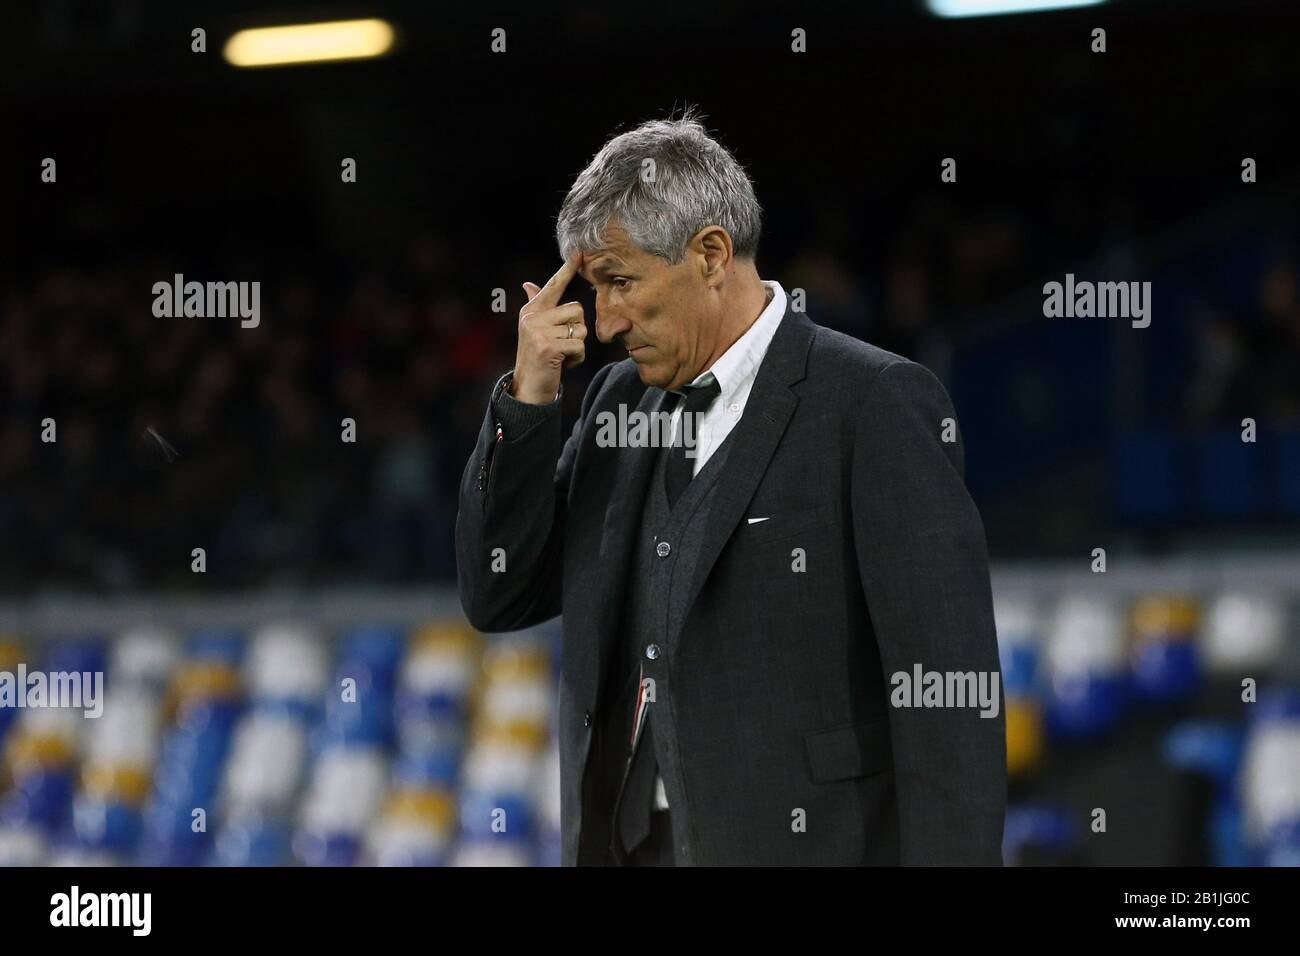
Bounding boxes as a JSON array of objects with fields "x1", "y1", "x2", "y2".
[
  {"x1": 804, "y1": 718, "x2": 894, "y2": 784},
  {"x1": 736, "y1": 503, "x2": 834, "y2": 549}
]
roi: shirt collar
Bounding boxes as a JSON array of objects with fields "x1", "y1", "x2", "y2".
[{"x1": 688, "y1": 279, "x2": 787, "y2": 399}]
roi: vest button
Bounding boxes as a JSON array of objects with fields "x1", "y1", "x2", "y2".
[
  {"x1": 656, "y1": 541, "x2": 671, "y2": 558},
  {"x1": 583, "y1": 710, "x2": 592, "y2": 728},
  {"x1": 645, "y1": 644, "x2": 661, "y2": 661}
]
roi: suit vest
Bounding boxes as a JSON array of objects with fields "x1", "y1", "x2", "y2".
[{"x1": 604, "y1": 418, "x2": 737, "y2": 859}]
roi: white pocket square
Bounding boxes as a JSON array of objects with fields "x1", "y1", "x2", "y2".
[{"x1": 746, "y1": 517, "x2": 770, "y2": 524}]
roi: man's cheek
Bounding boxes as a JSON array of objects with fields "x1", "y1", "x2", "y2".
[{"x1": 639, "y1": 307, "x2": 667, "y2": 347}]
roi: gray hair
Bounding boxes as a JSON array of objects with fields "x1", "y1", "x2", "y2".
[{"x1": 555, "y1": 106, "x2": 763, "y2": 265}]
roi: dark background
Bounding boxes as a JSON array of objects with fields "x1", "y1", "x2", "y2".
[
  {"x1": 0, "y1": 0, "x2": 1297, "y2": 868},
  {"x1": 5, "y1": 0, "x2": 1298, "y2": 590}
]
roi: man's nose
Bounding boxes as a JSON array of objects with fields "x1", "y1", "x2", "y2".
[{"x1": 595, "y1": 308, "x2": 631, "y2": 344}]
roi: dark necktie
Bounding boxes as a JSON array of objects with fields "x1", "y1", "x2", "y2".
[{"x1": 664, "y1": 377, "x2": 721, "y2": 508}]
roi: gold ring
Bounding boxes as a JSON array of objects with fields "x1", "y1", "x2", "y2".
[{"x1": 567, "y1": 322, "x2": 575, "y2": 339}]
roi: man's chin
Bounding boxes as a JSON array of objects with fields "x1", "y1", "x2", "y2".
[{"x1": 633, "y1": 363, "x2": 671, "y2": 389}]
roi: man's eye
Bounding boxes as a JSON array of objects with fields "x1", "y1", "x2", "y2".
[{"x1": 613, "y1": 277, "x2": 630, "y2": 289}]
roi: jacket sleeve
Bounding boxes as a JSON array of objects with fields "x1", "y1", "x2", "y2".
[
  {"x1": 455, "y1": 363, "x2": 615, "y2": 632},
  {"x1": 851, "y1": 359, "x2": 1007, "y2": 865}
]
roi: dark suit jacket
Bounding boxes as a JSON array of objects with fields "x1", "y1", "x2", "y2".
[{"x1": 456, "y1": 303, "x2": 1006, "y2": 865}]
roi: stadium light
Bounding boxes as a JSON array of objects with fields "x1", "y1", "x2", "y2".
[
  {"x1": 927, "y1": 0, "x2": 1107, "y2": 17},
  {"x1": 223, "y1": 18, "x2": 395, "y2": 68}
]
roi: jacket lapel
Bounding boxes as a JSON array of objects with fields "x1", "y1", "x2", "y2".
[
  {"x1": 581, "y1": 304, "x2": 815, "y2": 685},
  {"x1": 678, "y1": 306, "x2": 815, "y2": 627}
]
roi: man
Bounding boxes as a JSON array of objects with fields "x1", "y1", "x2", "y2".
[{"x1": 456, "y1": 109, "x2": 1006, "y2": 866}]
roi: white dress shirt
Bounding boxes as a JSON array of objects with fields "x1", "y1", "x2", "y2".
[
  {"x1": 667, "y1": 279, "x2": 787, "y2": 472},
  {"x1": 651, "y1": 278, "x2": 787, "y2": 811}
]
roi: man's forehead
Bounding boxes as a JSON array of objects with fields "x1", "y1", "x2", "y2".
[
  {"x1": 580, "y1": 223, "x2": 638, "y2": 273},
  {"x1": 581, "y1": 248, "x2": 632, "y2": 280},
  {"x1": 584, "y1": 251, "x2": 628, "y2": 271}
]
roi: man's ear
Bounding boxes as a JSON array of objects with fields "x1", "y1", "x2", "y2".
[{"x1": 690, "y1": 226, "x2": 733, "y2": 286}]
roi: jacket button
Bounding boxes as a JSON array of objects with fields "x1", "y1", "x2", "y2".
[
  {"x1": 583, "y1": 710, "x2": 592, "y2": 727},
  {"x1": 645, "y1": 644, "x2": 661, "y2": 661},
  {"x1": 655, "y1": 541, "x2": 671, "y2": 558}
]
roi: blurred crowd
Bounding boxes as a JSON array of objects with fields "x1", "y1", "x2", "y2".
[
  {"x1": 1187, "y1": 256, "x2": 1300, "y2": 425},
  {"x1": 2, "y1": 195, "x2": 1298, "y2": 591},
  {"x1": 0, "y1": 236, "x2": 512, "y2": 591}
]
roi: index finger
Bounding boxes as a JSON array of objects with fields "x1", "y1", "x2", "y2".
[{"x1": 525, "y1": 251, "x2": 583, "y2": 312}]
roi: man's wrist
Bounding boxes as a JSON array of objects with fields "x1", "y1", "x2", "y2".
[
  {"x1": 507, "y1": 370, "x2": 561, "y2": 406},
  {"x1": 492, "y1": 372, "x2": 560, "y2": 438}
]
